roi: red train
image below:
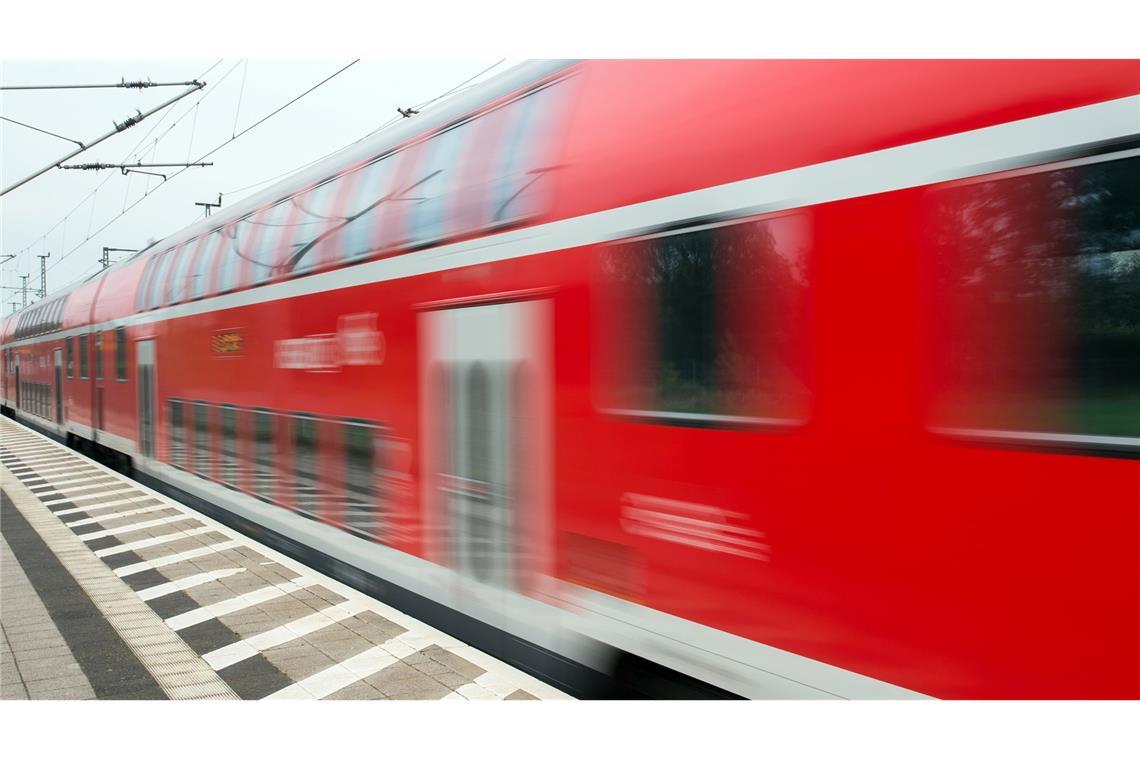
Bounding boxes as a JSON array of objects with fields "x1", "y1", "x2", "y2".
[{"x1": 3, "y1": 60, "x2": 1138, "y2": 698}]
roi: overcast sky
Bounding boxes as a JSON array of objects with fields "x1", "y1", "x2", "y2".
[{"x1": 0, "y1": 59, "x2": 513, "y2": 306}]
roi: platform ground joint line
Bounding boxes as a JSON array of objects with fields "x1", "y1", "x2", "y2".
[{"x1": 0, "y1": 422, "x2": 240, "y2": 700}]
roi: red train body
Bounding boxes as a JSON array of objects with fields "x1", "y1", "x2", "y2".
[{"x1": 3, "y1": 60, "x2": 1138, "y2": 698}]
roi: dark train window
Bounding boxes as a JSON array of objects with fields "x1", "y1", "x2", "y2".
[
  {"x1": 343, "y1": 421, "x2": 379, "y2": 537},
  {"x1": 79, "y1": 334, "x2": 89, "y2": 379},
  {"x1": 292, "y1": 414, "x2": 318, "y2": 516},
  {"x1": 926, "y1": 153, "x2": 1140, "y2": 444},
  {"x1": 192, "y1": 402, "x2": 210, "y2": 475},
  {"x1": 94, "y1": 332, "x2": 103, "y2": 380},
  {"x1": 115, "y1": 327, "x2": 127, "y2": 381},
  {"x1": 598, "y1": 212, "x2": 812, "y2": 422},
  {"x1": 220, "y1": 405, "x2": 238, "y2": 486},
  {"x1": 253, "y1": 409, "x2": 276, "y2": 501},
  {"x1": 169, "y1": 399, "x2": 185, "y2": 469},
  {"x1": 66, "y1": 337, "x2": 73, "y2": 378}
]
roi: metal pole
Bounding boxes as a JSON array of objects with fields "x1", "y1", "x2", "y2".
[
  {"x1": 37, "y1": 253, "x2": 50, "y2": 298},
  {"x1": 0, "y1": 82, "x2": 205, "y2": 198},
  {"x1": 19, "y1": 275, "x2": 30, "y2": 307}
]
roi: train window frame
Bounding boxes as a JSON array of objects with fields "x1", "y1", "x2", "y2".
[
  {"x1": 404, "y1": 117, "x2": 478, "y2": 249},
  {"x1": 216, "y1": 222, "x2": 246, "y2": 295},
  {"x1": 922, "y1": 147, "x2": 1140, "y2": 456},
  {"x1": 66, "y1": 336, "x2": 73, "y2": 378},
  {"x1": 187, "y1": 229, "x2": 222, "y2": 300},
  {"x1": 595, "y1": 209, "x2": 815, "y2": 431},
  {"x1": 164, "y1": 240, "x2": 193, "y2": 305}
]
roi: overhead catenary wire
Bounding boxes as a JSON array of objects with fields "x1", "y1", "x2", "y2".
[
  {"x1": 0, "y1": 116, "x2": 85, "y2": 148},
  {"x1": 45, "y1": 59, "x2": 361, "y2": 279},
  {"x1": 222, "y1": 59, "x2": 507, "y2": 199},
  {"x1": 1, "y1": 79, "x2": 204, "y2": 91},
  {"x1": 6, "y1": 60, "x2": 229, "y2": 270}
]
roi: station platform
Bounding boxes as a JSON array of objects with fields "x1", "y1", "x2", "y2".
[{"x1": 0, "y1": 417, "x2": 569, "y2": 701}]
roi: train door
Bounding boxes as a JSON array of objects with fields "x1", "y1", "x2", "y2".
[
  {"x1": 421, "y1": 298, "x2": 553, "y2": 594},
  {"x1": 94, "y1": 332, "x2": 105, "y2": 433},
  {"x1": 137, "y1": 339, "x2": 156, "y2": 457},
  {"x1": 54, "y1": 348, "x2": 63, "y2": 425},
  {"x1": 13, "y1": 353, "x2": 20, "y2": 410}
]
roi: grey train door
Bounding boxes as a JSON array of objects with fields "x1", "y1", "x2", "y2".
[
  {"x1": 136, "y1": 339, "x2": 156, "y2": 457},
  {"x1": 420, "y1": 299, "x2": 553, "y2": 591}
]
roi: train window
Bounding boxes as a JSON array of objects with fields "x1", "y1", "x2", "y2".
[
  {"x1": 343, "y1": 421, "x2": 380, "y2": 539},
  {"x1": 488, "y1": 81, "x2": 568, "y2": 226},
  {"x1": 288, "y1": 180, "x2": 340, "y2": 273},
  {"x1": 252, "y1": 408, "x2": 277, "y2": 502},
  {"x1": 220, "y1": 404, "x2": 239, "y2": 486},
  {"x1": 164, "y1": 241, "x2": 193, "y2": 304},
  {"x1": 925, "y1": 152, "x2": 1140, "y2": 446},
  {"x1": 192, "y1": 402, "x2": 211, "y2": 476},
  {"x1": 597, "y1": 212, "x2": 812, "y2": 423},
  {"x1": 188, "y1": 230, "x2": 221, "y2": 299},
  {"x1": 148, "y1": 249, "x2": 176, "y2": 310},
  {"x1": 169, "y1": 399, "x2": 185, "y2": 469},
  {"x1": 292, "y1": 414, "x2": 319, "y2": 518},
  {"x1": 217, "y1": 224, "x2": 244, "y2": 294},
  {"x1": 66, "y1": 337, "x2": 73, "y2": 378},
  {"x1": 115, "y1": 326, "x2": 127, "y2": 381},
  {"x1": 338, "y1": 155, "x2": 399, "y2": 261},
  {"x1": 79, "y1": 334, "x2": 89, "y2": 379},
  {"x1": 136, "y1": 256, "x2": 158, "y2": 311},
  {"x1": 406, "y1": 119, "x2": 476, "y2": 247},
  {"x1": 244, "y1": 201, "x2": 297, "y2": 284},
  {"x1": 94, "y1": 331, "x2": 103, "y2": 380}
]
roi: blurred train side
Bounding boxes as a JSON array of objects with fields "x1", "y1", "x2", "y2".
[{"x1": 2, "y1": 60, "x2": 1138, "y2": 698}]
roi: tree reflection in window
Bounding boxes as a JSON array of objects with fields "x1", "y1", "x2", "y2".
[
  {"x1": 928, "y1": 154, "x2": 1140, "y2": 439},
  {"x1": 600, "y1": 213, "x2": 812, "y2": 421}
]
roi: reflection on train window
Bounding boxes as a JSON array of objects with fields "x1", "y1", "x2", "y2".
[
  {"x1": 244, "y1": 200, "x2": 296, "y2": 283},
  {"x1": 407, "y1": 119, "x2": 475, "y2": 246},
  {"x1": 598, "y1": 212, "x2": 812, "y2": 422},
  {"x1": 217, "y1": 225, "x2": 243, "y2": 293},
  {"x1": 79, "y1": 334, "x2": 89, "y2": 379},
  {"x1": 253, "y1": 409, "x2": 277, "y2": 502},
  {"x1": 927, "y1": 153, "x2": 1140, "y2": 441},
  {"x1": 340, "y1": 156, "x2": 398, "y2": 260},
  {"x1": 168, "y1": 399, "x2": 186, "y2": 469},
  {"x1": 192, "y1": 402, "x2": 211, "y2": 476},
  {"x1": 116, "y1": 327, "x2": 127, "y2": 381},
  {"x1": 292, "y1": 414, "x2": 318, "y2": 518},
  {"x1": 66, "y1": 337, "x2": 73, "y2": 378},
  {"x1": 136, "y1": 255, "x2": 157, "y2": 311},
  {"x1": 189, "y1": 231, "x2": 221, "y2": 299},
  {"x1": 148, "y1": 250, "x2": 176, "y2": 310},
  {"x1": 290, "y1": 176, "x2": 353, "y2": 273},
  {"x1": 165, "y1": 241, "x2": 194, "y2": 304},
  {"x1": 490, "y1": 82, "x2": 566, "y2": 225}
]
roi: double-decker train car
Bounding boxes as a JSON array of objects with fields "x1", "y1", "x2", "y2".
[{"x1": 3, "y1": 60, "x2": 1138, "y2": 698}]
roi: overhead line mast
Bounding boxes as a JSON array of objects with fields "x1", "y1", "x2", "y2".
[{"x1": 1, "y1": 79, "x2": 204, "y2": 91}]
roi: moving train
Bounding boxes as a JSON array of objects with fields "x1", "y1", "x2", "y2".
[{"x1": 3, "y1": 60, "x2": 1138, "y2": 698}]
